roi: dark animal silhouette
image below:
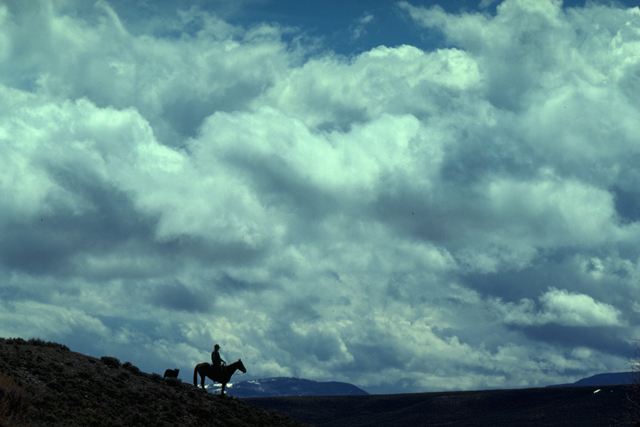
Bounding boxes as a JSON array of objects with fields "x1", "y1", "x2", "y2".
[
  {"x1": 163, "y1": 368, "x2": 179, "y2": 379},
  {"x1": 193, "y1": 359, "x2": 246, "y2": 396}
]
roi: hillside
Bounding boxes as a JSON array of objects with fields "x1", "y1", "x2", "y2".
[{"x1": 0, "y1": 337, "x2": 308, "y2": 427}]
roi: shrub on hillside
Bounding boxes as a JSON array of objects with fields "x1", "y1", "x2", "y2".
[
  {"x1": 123, "y1": 361, "x2": 143, "y2": 376},
  {"x1": 4, "y1": 337, "x2": 70, "y2": 352},
  {"x1": 100, "y1": 356, "x2": 121, "y2": 368},
  {"x1": 27, "y1": 338, "x2": 70, "y2": 351}
]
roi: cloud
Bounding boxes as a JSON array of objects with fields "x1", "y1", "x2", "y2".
[
  {"x1": 497, "y1": 287, "x2": 624, "y2": 327},
  {"x1": 0, "y1": 1, "x2": 297, "y2": 145},
  {"x1": 0, "y1": 0, "x2": 639, "y2": 393},
  {"x1": 259, "y1": 43, "x2": 481, "y2": 130},
  {"x1": 479, "y1": 0, "x2": 498, "y2": 8},
  {"x1": 351, "y1": 13, "x2": 375, "y2": 40},
  {"x1": 0, "y1": 299, "x2": 109, "y2": 339},
  {"x1": 148, "y1": 280, "x2": 212, "y2": 312}
]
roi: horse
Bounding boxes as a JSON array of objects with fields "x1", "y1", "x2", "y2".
[{"x1": 193, "y1": 359, "x2": 246, "y2": 396}]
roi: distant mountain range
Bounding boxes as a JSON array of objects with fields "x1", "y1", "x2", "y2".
[
  {"x1": 211, "y1": 377, "x2": 369, "y2": 398},
  {"x1": 548, "y1": 372, "x2": 634, "y2": 387},
  {"x1": 212, "y1": 372, "x2": 637, "y2": 398}
]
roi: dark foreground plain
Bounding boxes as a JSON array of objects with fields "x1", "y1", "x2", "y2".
[{"x1": 248, "y1": 385, "x2": 632, "y2": 427}]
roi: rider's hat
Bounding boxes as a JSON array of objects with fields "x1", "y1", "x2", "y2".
[{"x1": 214, "y1": 344, "x2": 220, "y2": 349}]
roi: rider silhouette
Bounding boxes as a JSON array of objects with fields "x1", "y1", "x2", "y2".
[{"x1": 211, "y1": 344, "x2": 226, "y2": 373}]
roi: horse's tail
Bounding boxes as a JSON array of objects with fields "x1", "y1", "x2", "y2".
[{"x1": 193, "y1": 365, "x2": 198, "y2": 387}]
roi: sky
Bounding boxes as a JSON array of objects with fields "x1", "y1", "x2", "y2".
[{"x1": 0, "y1": 0, "x2": 639, "y2": 395}]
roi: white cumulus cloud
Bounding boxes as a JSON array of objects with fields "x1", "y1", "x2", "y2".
[{"x1": 498, "y1": 287, "x2": 624, "y2": 327}]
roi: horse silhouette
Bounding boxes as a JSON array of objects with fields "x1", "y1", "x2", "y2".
[{"x1": 193, "y1": 359, "x2": 246, "y2": 396}]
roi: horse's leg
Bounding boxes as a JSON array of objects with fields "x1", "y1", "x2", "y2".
[
  {"x1": 220, "y1": 382, "x2": 226, "y2": 396},
  {"x1": 201, "y1": 372, "x2": 206, "y2": 390}
]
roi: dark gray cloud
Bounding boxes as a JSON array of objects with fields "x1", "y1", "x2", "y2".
[
  {"x1": 515, "y1": 324, "x2": 632, "y2": 358},
  {"x1": 149, "y1": 281, "x2": 212, "y2": 312},
  {"x1": 612, "y1": 185, "x2": 640, "y2": 224}
]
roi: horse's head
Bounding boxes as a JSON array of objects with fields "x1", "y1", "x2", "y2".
[{"x1": 236, "y1": 359, "x2": 247, "y2": 374}]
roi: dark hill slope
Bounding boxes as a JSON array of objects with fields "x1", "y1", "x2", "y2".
[
  {"x1": 0, "y1": 337, "x2": 307, "y2": 427},
  {"x1": 248, "y1": 385, "x2": 633, "y2": 427}
]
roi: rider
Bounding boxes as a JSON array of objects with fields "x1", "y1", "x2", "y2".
[{"x1": 211, "y1": 344, "x2": 226, "y2": 373}]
